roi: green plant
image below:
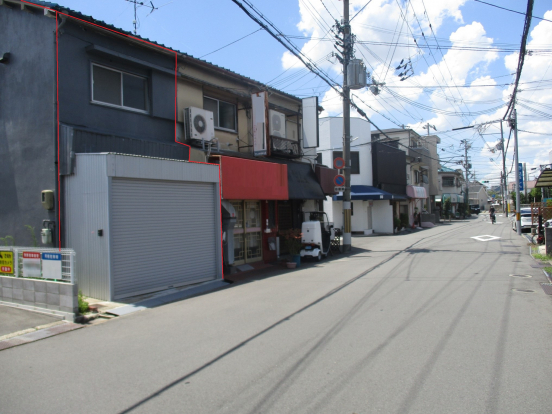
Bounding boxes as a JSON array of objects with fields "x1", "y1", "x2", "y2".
[
  {"x1": 394, "y1": 217, "x2": 401, "y2": 229},
  {"x1": 399, "y1": 213, "x2": 409, "y2": 228},
  {"x1": 0, "y1": 235, "x2": 14, "y2": 246},
  {"x1": 78, "y1": 290, "x2": 89, "y2": 314},
  {"x1": 24, "y1": 225, "x2": 38, "y2": 247},
  {"x1": 443, "y1": 199, "x2": 452, "y2": 217},
  {"x1": 533, "y1": 253, "x2": 552, "y2": 262},
  {"x1": 544, "y1": 266, "x2": 552, "y2": 275},
  {"x1": 280, "y1": 228, "x2": 302, "y2": 256}
]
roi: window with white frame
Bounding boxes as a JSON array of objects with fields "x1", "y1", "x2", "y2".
[
  {"x1": 204, "y1": 97, "x2": 237, "y2": 132},
  {"x1": 91, "y1": 64, "x2": 148, "y2": 112}
]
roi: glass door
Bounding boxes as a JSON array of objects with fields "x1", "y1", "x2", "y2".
[{"x1": 231, "y1": 200, "x2": 262, "y2": 265}]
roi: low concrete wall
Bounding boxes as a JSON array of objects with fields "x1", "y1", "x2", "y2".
[
  {"x1": 421, "y1": 213, "x2": 436, "y2": 224},
  {"x1": 0, "y1": 276, "x2": 78, "y2": 320}
]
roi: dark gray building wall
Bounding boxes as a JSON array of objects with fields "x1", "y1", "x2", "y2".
[
  {"x1": 0, "y1": 7, "x2": 58, "y2": 246},
  {"x1": 57, "y1": 20, "x2": 176, "y2": 143},
  {"x1": 372, "y1": 142, "x2": 407, "y2": 195}
]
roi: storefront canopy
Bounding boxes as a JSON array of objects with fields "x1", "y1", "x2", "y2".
[
  {"x1": 333, "y1": 185, "x2": 398, "y2": 201},
  {"x1": 535, "y1": 169, "x2": 552, "y2": 188},
  {"x1": 286, "y1": 161, "x2": 326, "y2": 200},
  {"x1": 406, "y1": 185, "x2": 427, "y2": 199}
]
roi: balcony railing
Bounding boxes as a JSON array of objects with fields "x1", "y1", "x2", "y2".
[{"x1": 270, "y1": 136, "x2": 301, "y2": 159}]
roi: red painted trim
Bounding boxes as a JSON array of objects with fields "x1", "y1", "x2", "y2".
[{"x1": 56, "y1": 11, "x2": 61, "y2": 250}]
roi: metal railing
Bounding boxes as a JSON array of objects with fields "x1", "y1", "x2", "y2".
[
  {"x1": 270, "y1": 136, "x2": 301, "y2": 159},
  {"x1": 0, "y1": 247, "x2": 76, "y2": 283}
]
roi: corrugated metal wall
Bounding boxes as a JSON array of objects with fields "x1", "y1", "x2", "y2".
[
  {"x1": 110, "y1": 178, "x2": 217, "y2": 299},
  {"x1": 65, "y1": 155, "x2": 111, "y2": 300},
  {"x1": 65, "y1": 153, "x2": 221, "y2": 301}
]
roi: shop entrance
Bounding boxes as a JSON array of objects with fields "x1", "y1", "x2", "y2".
[{"x1": 231, "y1": 200, "x2": 263, "y2": 265}]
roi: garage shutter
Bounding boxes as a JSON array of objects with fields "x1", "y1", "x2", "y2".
[{"x1": 111, "y1": 178, "x2": 217, "y2": 299}]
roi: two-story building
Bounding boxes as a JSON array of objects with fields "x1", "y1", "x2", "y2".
[
  {"x1": 318, "y1": 117, "x2": 394, "y2": 234},
  {"x1": 1, "y1": 0, "x2": 332, "y2": 299},
  {"x1": 371, "y1": 128, "x2": 435, "y2": 226},
  {"x1": 437, "y1": 166, "x2": 466, "y2": 217},
  {"x1": 469, "y1": 182, "x2": 490, "y2": 211}
]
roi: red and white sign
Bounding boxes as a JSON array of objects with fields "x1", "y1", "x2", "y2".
[
  {"x1": 22, "y1": 251, "x2": 41, "y2": 278},
  {"x1": 23, "y1": 252, "x2": 40, "y2": 259},
  {"x1": 333, "y1": 157, "x2": 345, "y2": 170},
  {"x1": 1, "y1": 266, "x2": 12, "y2": 273}
]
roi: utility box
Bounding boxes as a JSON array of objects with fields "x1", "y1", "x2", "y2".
[
  {"x1": 41, "y1": 190, "x2": 54, "y2": 210},
  {"x1": 347, "y1": 59, "x2": 368, "y2": 89}
]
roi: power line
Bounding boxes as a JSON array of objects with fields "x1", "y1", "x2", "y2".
[
  {"x1": 503, "y1": 0, "x2": 534, "y2": 120},
  {"x1": 199, "y1": 28, "x2": 262, "y2": 58},
  {"x1": 474, "y1": 0, "x2": 552, "y2": 24}
]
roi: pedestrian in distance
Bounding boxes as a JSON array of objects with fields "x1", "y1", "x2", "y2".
[{"x1": 489, "y1": 205, "x2": 496, "y2": 224}]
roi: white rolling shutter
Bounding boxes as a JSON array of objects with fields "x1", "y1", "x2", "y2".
[{"x1": 110, "y1": 178, "x2": 217, "y2": 299}]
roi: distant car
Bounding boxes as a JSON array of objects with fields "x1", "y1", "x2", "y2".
[
  {"x1": 512, "y1": 208, "x2": 536, "y2": 232},
  {"x1": 469, "y1": 205, "x2": 480, "y2": 215}
]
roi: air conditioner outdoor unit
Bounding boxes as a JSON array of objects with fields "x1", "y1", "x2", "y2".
[
  {"x1": 183, "y1": 107, "x2": 215, "y2": 142},
  {"x1": 269, "y1": 110, "x2": 286, "y2": 138}
]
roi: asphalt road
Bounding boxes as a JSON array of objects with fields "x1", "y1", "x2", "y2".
[{"x1": 2, "y1": 216, "x2": 552, "y2": 414}]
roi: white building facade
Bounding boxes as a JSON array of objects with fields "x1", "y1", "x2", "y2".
[{"x1": 318, "y1": 117, "x2": 394, "y2": 234}]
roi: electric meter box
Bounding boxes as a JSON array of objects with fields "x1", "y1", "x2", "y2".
[{"x1": 41, "y1": 190, "x2": 54, "y2": 210}]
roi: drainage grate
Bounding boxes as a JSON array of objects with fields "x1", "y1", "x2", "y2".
[
  {"x1": 540, "y1": 283, "x2": 552, "y2": 295},
  {"x1": 512, "y1": 288, "x2": 535, "y2": 293},
  {"x1": 509, "y1": 274, "x2": 532, "y2": 278}
]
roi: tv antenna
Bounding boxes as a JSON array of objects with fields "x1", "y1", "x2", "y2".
[{"x1": 125, "y1": 0, "x2": 158, "y2": 35}]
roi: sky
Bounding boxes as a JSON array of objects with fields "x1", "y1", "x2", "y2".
[{"x1": 43, "y1": 0, "x2": 552, "y2": 188}]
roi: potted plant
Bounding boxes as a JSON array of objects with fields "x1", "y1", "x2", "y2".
[
  {"x1": 394, "y1": 217, "x2": 401, "y2": 233},
  {"x1": 280, "y1": 228, "x2": 302, "y2": 268}
]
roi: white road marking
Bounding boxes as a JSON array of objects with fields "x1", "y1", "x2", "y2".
[{"x1": 471, "y1": 235, "x2": 501, "y2": 242}]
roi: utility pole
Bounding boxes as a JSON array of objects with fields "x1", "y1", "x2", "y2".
[
  {"x1": 500, "y1": 122, "x2": 508, "y2": 217},
  {"x1": 512, "y1": 109, "x2": 522, "y2": 236},
  {"x1": 342, "y1": 0, "x2": 352, "y2": 251},
  {"x1": 423, "y1": 122, "x2": 436, "y2": 137},
  {"x1": 461, "y1": 139, "x2": 470, "y2": 212},
  {"x1": 524, "y1": 162, "x2": 528, "y2": 199}
]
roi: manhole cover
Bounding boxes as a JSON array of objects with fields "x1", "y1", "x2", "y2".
[
  {"x1": 512, "y1": 288, "x2": 535, "y2": 293},
  {"x1": 509, "y1": 274, "x2": 532, "y2": 278},
  {"x1": 540, "y1": 283, "x2": 552, "y2": 295}
]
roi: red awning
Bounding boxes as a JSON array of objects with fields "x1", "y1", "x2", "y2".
[
  {"x1": 220, "y1": 156, "x2": 288, "y2": 200},
  {"x1": 406, "y1": 185, "x2": 427, "y2": 199}
]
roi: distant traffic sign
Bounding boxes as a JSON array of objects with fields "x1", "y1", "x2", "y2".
[{"x1": 333, "y1": 157, "x2": 345, "y2": 170}]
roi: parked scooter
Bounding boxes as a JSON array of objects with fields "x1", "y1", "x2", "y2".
[{"x1": 300, "y1": 211, "x2": 336, "y2": 261}]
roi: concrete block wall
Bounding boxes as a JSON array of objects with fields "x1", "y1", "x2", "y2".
[{"x1": 0, "y1": 276, "x2": 78, "y2": 320}]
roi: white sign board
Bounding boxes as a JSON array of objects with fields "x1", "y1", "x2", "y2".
[
  {"x1": 41, "y1": 252, "x2": 62, "y2": 280},
  {"x1": 301, "y1": 97, "x2": 319, "y2": 149},
  {"x1": 22, "y1": 251, "x2": 41, "y2": 278},
  {"x1": 252, "y1": 92, "x2": 268, "y2": 156}
]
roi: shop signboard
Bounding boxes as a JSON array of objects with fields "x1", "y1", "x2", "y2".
[
  {"x1": 22, "y1": 251, "x2": 41, "y2": 278},
  {"x1": 0, "y1": 251, "x2": 14, "y2": 274},
  {"x1": 42, "y1": 252, "x2": 62, "y2": 280}
]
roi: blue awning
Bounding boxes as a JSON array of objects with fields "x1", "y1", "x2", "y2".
[{"x1": 332, "y1": 185, "x2": 400, "y2": 201}]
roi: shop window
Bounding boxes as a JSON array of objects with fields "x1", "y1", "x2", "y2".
[
  {"x1": 204, "y1": 96, "x2": 237, "y2": 132},
  {"x1": 332, "y1": 151, "x2": 360, "y2": 174},
  {"x1": 92, "y1": 63, "x2": 148, "y2": 113}
]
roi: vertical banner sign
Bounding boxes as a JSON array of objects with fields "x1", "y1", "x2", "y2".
[
  {"x1": 301, "y1": 96, "x2": 319, "y2": 149},
  {"x1": 252, "y1": 92, "x2": 268, "y2": 156},
  {"x1": 518, "y1": 163, "x2": 524, "y2": 192},
  {"x1": 0, "y1": 251, "x2": 14, "y2": 274},
  {"x1": 42, "y1": 252, "x2": 62, "y2": 280},
  {"x1": 22, "y1": 251, "x2": 42, "y2": 278}
]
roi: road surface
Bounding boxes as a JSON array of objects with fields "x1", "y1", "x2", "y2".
[{"x1": 1, "y1": 216, "x2": 551, "y2": 413}]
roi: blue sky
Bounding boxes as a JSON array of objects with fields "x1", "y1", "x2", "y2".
[{"x1": 45, "y1": 0, "x2": 552, "y2": 187}]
